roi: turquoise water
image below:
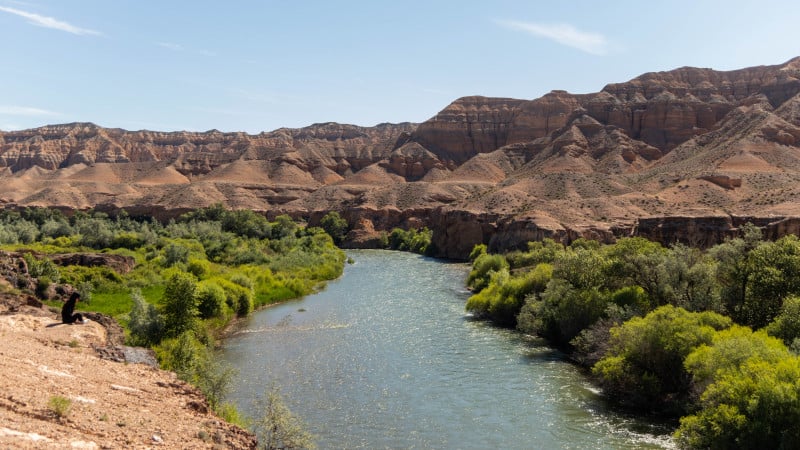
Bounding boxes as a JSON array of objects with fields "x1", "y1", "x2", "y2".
[{"x1": 220, "y1": 250, "x2": 674, "y2": 449}]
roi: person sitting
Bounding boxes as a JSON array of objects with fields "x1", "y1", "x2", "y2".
[{"x1": 61, "y1": 292, "x2": 85, "y2": 324}]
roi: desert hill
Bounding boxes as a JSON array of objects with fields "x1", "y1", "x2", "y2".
[{"x1": 2, "y1": 58, "x2": 800, "y2": 258}]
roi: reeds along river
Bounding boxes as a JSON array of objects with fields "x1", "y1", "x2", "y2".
[{"x1": 220, "y1": 250, "x2": 674, "y2": 449}]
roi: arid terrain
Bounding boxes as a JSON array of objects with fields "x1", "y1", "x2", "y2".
[
  {"x1": 2, "y1": 58, "x2": 800, "y2": 258},
  {"x1": 0, "y1": 293, "x2": 257, "y2": 449}
]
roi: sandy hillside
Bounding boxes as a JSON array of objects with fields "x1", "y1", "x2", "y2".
[{"x1": 0, "y1": 303, "x2": 256, "y2": 449}]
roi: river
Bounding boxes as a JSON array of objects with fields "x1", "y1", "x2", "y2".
[{"x1": 220, "y1": 250, "x2": 674, "y2": 449}]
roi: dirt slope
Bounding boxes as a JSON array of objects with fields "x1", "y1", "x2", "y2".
[{"x1": 0, "y1": 302, "x2": 256, "y2": 449}]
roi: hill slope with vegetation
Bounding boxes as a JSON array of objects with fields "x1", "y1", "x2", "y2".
[{"x1": 0, "y1": 206, "x2": 346, "y2": 449}]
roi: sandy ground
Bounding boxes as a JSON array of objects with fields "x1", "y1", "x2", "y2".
[{"x1": 0, "y1": 310, "x2": 256, "y2": 449}]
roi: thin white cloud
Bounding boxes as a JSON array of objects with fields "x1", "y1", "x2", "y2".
[
  {"x1": 0, "y1": 105, "x2": 61, "y2": 116},
  {"x1": 156, "y1": 42, "x2": 215, "y2": 57},
  {"x1": 0, "y1": 6, "x2": 101, "y2": 36},
  {"x1": 157, "y1": 41, "x2": 183, "y2": 51},
  {"x1": 496, "y1": 20, "x2": 609, "y2": 56}
]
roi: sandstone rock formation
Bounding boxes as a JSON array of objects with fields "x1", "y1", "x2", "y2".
[{"x1": 2, "y1": 57, "x2": 800, "y2": 258}]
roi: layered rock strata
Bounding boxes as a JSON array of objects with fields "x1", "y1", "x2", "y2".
[{"x1": 2, "y1": 58, "x2": 800, "y2": 258}]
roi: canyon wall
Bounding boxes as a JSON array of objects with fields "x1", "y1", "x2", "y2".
[{"x1": 3, "y1": 57, "x2": 800, "y2": 259}]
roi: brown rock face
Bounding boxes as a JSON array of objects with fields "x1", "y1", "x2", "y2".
[
  {"x1": 48, "y1": 253, "x2": 136, "y2": 274},
  {"x1": 409, "y1": 92, "x2": 582, "y2": 165},
  {"x1": 3, "y1": 58, "x2": 800, "y2": 259}
]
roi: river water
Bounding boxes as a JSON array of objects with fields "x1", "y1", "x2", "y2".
[{"x1": 220, "y1": 250, "x2": 674, "y2": 449}]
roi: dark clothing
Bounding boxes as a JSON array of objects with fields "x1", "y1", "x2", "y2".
[
  {"x1": 63, "y1": 312, "x2": 84, "y2": 324},
  {"x1": 61, "y1": 298, "x2": 83, "y2": 324}
]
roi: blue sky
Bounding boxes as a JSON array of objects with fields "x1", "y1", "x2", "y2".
[{"x1": 1, "y1": 0, "x2": 799, "y2": 133}]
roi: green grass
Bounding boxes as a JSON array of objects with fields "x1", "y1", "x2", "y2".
[
  {"x1": 255, "y1": 285, "x2": 297, "y2": 306},
  {"x1": 140, "y1": 285, "x2": 165, "y2": 304},
  {"x1": 87, "y1": 291, "x2": 134, "y2": 318}
]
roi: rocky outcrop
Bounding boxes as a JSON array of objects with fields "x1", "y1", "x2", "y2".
[
  {"x1": 48, "y1": 253, "x2": 136, "y2": 274},
  {"x1": 699, "y1": 175, "x2": 742, "y2": 190}
]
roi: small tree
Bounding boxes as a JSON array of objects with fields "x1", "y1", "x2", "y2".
[
  {"x1": 128, "y1": 289, "x2": 165, "y2": 346},
  {"x1": 256, "y1": 385, "x2": 316, "y2": 450},
  {"x1": 161, "y1": 271, "x2": 199, "y2": 338},
  {"x1": 319, "y1": 212, "x2": 348, "y2": 245}
]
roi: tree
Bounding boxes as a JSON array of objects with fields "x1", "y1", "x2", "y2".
[
  {"x1": 222, "y1": 209, "x2": 272, "y2": 239},
  {"x1": 554, "y1": 247, "x2": 610, "y2": 291},
  {"x1": 128, "y1": 289, "x2": 165, "y2": 346},
  {"x1": 708, "y1": 223, "x2": 763, "y2": 324},
  {"x1": 163, "y1": 242, "x2": 190, "y2": 267},
  {"x1": 256, "y1": 385, "x2": 316, "y2": 450},
  {"x1": 766, "y1": 295, "x2": 800, "y2": 349},
  {"x1": 161, "y1": 271, "x2": 199, "y2": 338},
  {"x1": 604, "y1": 237, "x2": 670, "y2": 304},
  {"x1": 662, "y1": 244, "x2": 722, "y2": 313},
  {"x1": 676, "y1": 357, "x2": 800, "y2": 449},
  {"x1": 319, "y1": 211, "x2": 348, "y2": 245},
  {"x1": 272, "y1": 215, "x2": 297, "y2": 239},
  {"x1": 743, "y1": 235, "x2": 800, "y2": 328}
]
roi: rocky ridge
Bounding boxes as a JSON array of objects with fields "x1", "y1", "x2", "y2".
[{"x1": 2, "y1": 58, "x2": 800, "y2": 258}]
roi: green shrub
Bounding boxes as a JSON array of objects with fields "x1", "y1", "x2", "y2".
[
  {"x1": 468, "y1": 244, "x2": 487, "y2": 262},
  {"x1": 163, "y1": 243, "x2": 190, "y2": 267},
  {"x1": 466, "y1": 253, "x2": 509, "y2": 292},
  {"x1": 196, "y1": 281, "x2": 227, "y2": 319},
  {"x1": 524, "y1": 279, "x2": 610, "y2": 345},
  {"x1": 676, "y1": 355, "x2": 800, "y2": 449},
  {"x1": 609, "y1": 285, "x2": 650, "y2": 313},
  {"x1": 505, "y1": 239, "x2": 562, "y2": 269},
  {"x1": 465, "y1": 263, "x2": 553, "y2": 327},
  {"x1": 217, "y1": 402, "x2": 250, "y2": 429},
  {"x1": 387, "y1": 227, "x2": 434, "y2": 255},
  {"x1": 684, "y1": 325, "x2": 790, "y2": 391},
  {"x1": 110, "y1": 231, "x2": 146, "y2": 250},
  {"x1": 186, "y1": 257, "x2": 211, "y2": 279},
  {"x1": 256, "y1": 385, "x2": 317, "y2": 450},
  {"x1": 593, "y1": 305, "x2": 732, "y2": 414},
  {"x1": 48, "y1": 395, "x2": 72, "y2": 419},
  {"x1": 154, "y1": 331, "x2": 234, "y2": 409},
  {"x1": 23, "y1": 253, "x2": 60, "y2": 281}
]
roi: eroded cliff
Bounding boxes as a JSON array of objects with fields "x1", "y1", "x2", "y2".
[{"x1": 2, "y1": 58, "x2": 800, "y2": 258}]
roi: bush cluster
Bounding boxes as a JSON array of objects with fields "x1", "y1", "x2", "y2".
[
  {"x1": 466, "y1": 228, "x2": 800, "y2": 447},
  {"x1": 386, "y1": 227, "x2": 434, "y2": 255}
]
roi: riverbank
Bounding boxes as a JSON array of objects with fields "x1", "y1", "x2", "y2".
[{"x1": 0, "y1": 295, "x2": 257, "y2": 449}]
